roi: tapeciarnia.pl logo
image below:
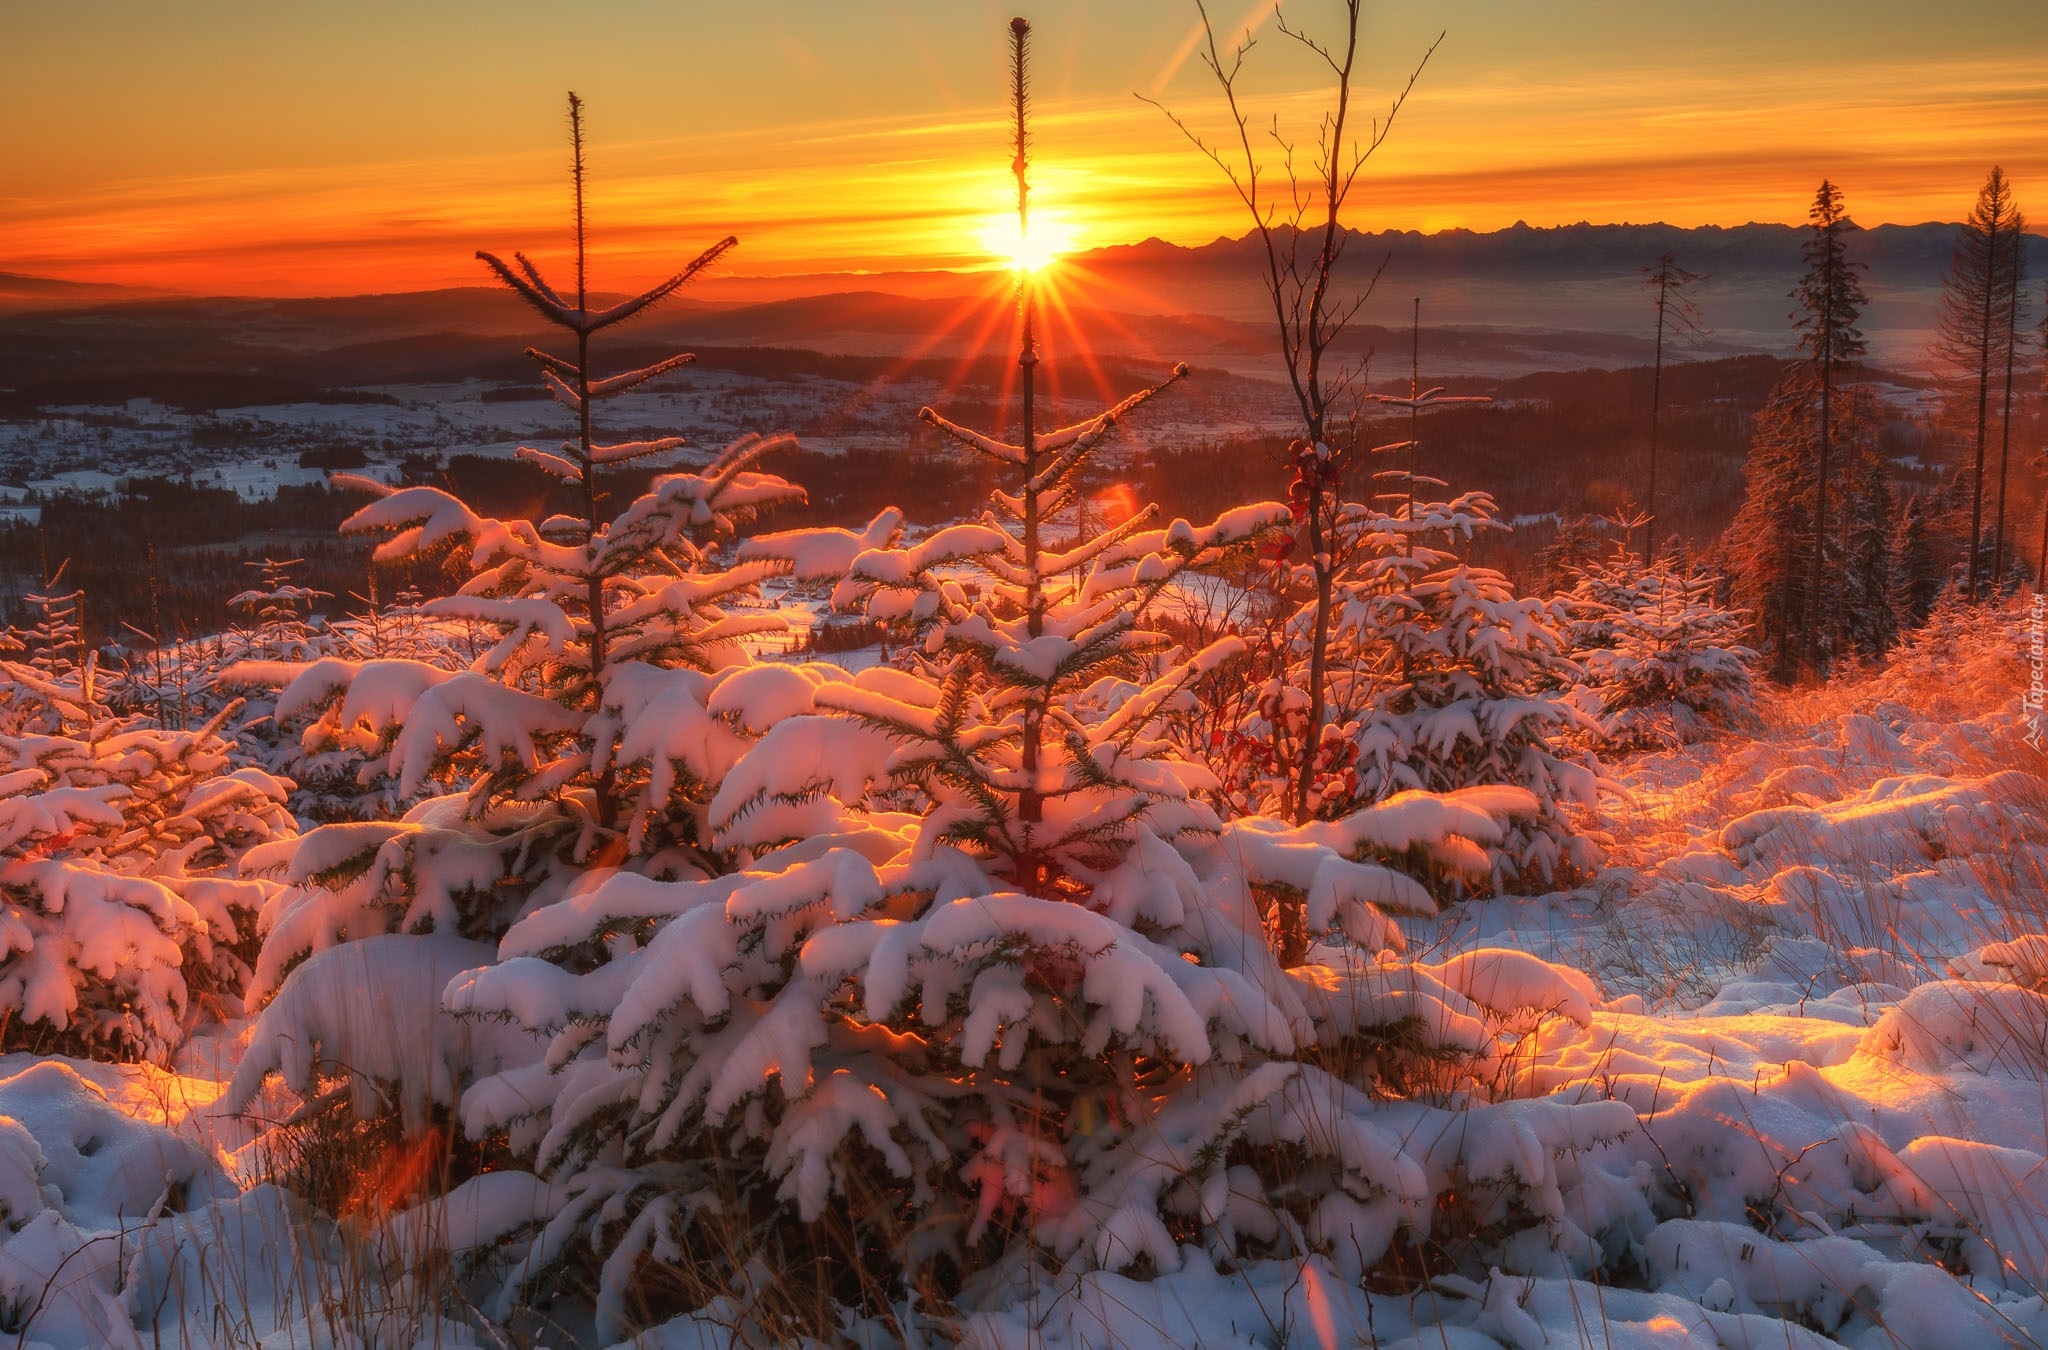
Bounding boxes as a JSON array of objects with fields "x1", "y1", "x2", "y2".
[{"x1": 2027, "y1": 593, "x2": 2046, "y2": 752}]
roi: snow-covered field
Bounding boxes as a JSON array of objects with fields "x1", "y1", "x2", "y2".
[
  {"x1": 2, "y1": 602, "x2": 2043, "y2": 1348},
  {"x1": 0, "y1": 369, "x2": 1298, "y2": 506}
]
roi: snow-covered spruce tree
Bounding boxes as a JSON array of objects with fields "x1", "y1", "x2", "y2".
[
  {"x1": 223, "y1": 94, "x2": 803, "y2": 1129},
  {"x1": 6, "y1": 566, "x2": 87, "y2": 732},
  {"x1": 1204, "y1": 477, "x2": 1605, "y2": 889},
  {"x1": 1560, "y1": 548, "x2": 1759, "y2": 752},
  {"x1": 1168, "y1": 503, "x2": 1598, "y2": 895},
  {"x1": 335, "y1": 579, "x2": 447, "y2": 665},
  {"x1": 229, "y1": 555, "x2": 332, "y2": 662},
  {"x1": 0, "y1": 644, "x2": 294, "y2": 1059},
  {"x1": 441, "y1": 27, "x2": 1604, "y2": 1339},
  {"x1": 1315, "y1": 488, "x2": 1604, "y2": 888},
  {"x1": 1536, "y1": 515, "x2": 1607, "y2": 591}
]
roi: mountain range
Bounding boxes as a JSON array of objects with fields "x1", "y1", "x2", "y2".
[{"x1": 4, "y1": 221, "x2": 2041, "y2": 399}]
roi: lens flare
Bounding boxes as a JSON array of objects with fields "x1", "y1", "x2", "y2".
[{"x1": 978, "y1": 211, "x2": 1077, "y2": 274}]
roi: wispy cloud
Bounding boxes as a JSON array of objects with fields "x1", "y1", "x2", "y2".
[
  {"x1": 4, "y1": 37, "x2": 2042, "y2": 295},
  {"x1": 1145, "y1": 0, "x2": 1283, "y2": 98}
]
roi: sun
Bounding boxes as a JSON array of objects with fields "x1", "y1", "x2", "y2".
[{"x1": 977, "y1": 211, "x2": 1079, "y2": 274}]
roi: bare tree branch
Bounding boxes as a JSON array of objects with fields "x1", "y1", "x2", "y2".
[{"x1": 1143, "y1": 0, "x2": 1439, "y2": 859}]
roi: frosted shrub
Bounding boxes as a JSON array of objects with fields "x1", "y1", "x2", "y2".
[
  {"x1": 1562, "y1": 552, "x2": 1760, "y2": 751},
  {"x1": 0, "y1": 650, "x2": 293, "y2": 1059},
  {"x1": 1257, "y1": 490, "x2": 1606, "y2": 890}
]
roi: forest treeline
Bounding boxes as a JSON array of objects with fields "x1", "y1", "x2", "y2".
[
  {"x1": 3, "y1": 351, "x2": 1908, "y2": 642},
  {"x1": 1719, "y1": 172, "x2": 2042, "y2": 680}
]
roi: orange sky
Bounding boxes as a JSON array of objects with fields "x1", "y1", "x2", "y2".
[{"x1": 5, "y1": 1, "x2": 2046, "y2": 297}]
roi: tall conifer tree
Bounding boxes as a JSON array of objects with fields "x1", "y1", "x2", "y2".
[
  {"x1": 1724, "y1": 366, "x2": 1885, "y2": 680},
  {"x1": 1725, "y1": 375, "x2": 1819, "y2": 681},
  {"x1": 1792, "y1": 180, "x2": 1868, "y2": 670},
  {"x1": 1933, "y1": 167, "x2": 2026, "y2": 601}
]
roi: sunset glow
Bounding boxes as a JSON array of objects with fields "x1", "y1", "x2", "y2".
[
  {"x1": 3, "y1": 2, "x2": 2045, "y2": 296},
  {"x1": 980, "y1": 210, "x2": 1079, "y2": 274},
  {"x1": 9, "y1": 8, "x2": 2048, "y2": 1344}
]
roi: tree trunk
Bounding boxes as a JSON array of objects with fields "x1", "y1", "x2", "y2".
[
  {"x1": 577, "y1": 327, "x2": 617, "y2": 832},
  {"x1": 1647, "y1": 279, "x2": 1667, "y2": 563},
  {"x1": 1993, "y1": 265, "x2": 2021, "y2": 595},
  {"x1": 1967, "y1": 214, "x2": 1999, "y2": 602},
  {"x1": 1810, "y1": 306, "x2": 1833, "y2": 679}
]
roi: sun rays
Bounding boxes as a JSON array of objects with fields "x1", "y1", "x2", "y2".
[{"x1": 976, "y1": 209, "x2": 1080, "y2": 276}]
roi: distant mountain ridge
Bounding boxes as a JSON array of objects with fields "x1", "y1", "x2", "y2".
[
  {"x1": 4, "y1": 220, "x2": 2038, "y2": 383},
  {"x1": 10, "y1": 219, "x2": 2044, "y2": 312},
  {"x1": 1062, "y1": 220, "x2": 2047, "y2": 361},
  {"x1": 0, "y1": 271, "x2": 170, "y2": 313},
  {"x1": 1080, "y1": 220, "x2": 2048, "y2": 282}
]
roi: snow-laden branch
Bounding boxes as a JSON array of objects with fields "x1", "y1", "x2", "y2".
[
  {"x1": 739, "y1": 508, "x2": 905, "y2": 582},
  {"x1": 523, "y1": 347, "x2": 580, "y2": 381},
  {"x1": 1027, "y1": 363, "x2": 1191, "y2": 489},
  {"x1": 702, "y1": 431, "x2": 798, "y2": 497},
  {"x1": 589, "y1": 437, "x2": 687, "y2": 467},
  {"x1": 341, "y1": 486, "x2": 492, "y2": 563},
  {"x1": 588, "y1": 352, "x2": 696, "y2": 400},
  {"x1": 327, "y1": 471, "x2": 395, "y2": 499},
  {"x1": 1367, "y1": 387, "x2": 1492, "y2": 412},
  {"x1": 516, "y1": 446, "x2": 585, "y2": 481},
  {"x1": 918, "y1": 408, "x2": 1025, "y2": 465},
  {"x1": 845, "y1": 524, "x2": 1010, "y2": 590}
]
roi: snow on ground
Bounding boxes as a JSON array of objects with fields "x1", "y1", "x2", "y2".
[
  {"x1": 958, "y1": 608, "x2": 2048, "y2": 1349},
  {"x1": 2, "y1": 607, "x2": 2045, "y2": 1347}
]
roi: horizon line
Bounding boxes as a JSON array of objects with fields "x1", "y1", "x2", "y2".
[{"x1": 8, "y1": 215, "x2": 2039, "y2": 306}]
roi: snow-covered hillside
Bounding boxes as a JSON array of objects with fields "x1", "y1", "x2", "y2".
[{"x1": 0, "y1": 600, "x2": 2039, "y2": 1348}]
